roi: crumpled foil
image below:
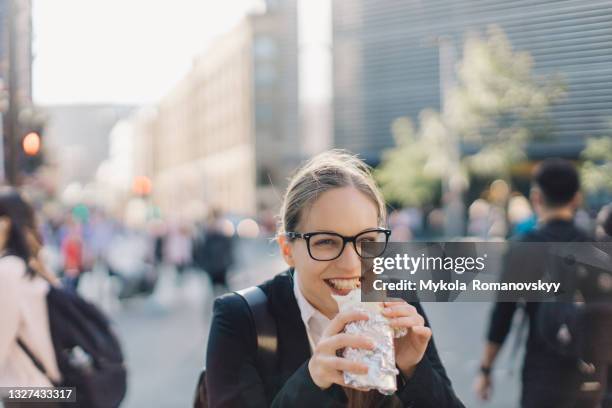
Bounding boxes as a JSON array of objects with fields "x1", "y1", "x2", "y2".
[{"x1": 333, "y1": 290, "x2": 404, "y2": 395}]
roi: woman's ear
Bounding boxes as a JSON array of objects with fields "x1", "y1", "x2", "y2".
[{"x1": 277, "y1": 234, "x2": 295, "y2": 267}]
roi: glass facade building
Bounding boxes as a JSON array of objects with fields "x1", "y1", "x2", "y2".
[{"x1": 332, "y1": 0, "x2": 612, "y2": 163}]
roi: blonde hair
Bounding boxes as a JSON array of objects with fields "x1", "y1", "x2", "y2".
[{"x1": 278, "y1": 149, "x2": 387, "y2": 236}]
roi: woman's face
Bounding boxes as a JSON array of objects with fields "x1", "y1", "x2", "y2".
[{"x1": 281, "y1": 186, "x2": 380, "y2": 319}]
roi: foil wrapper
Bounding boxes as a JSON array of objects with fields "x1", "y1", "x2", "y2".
[{"x1": 333, "y1": 290, "x2": 401, "y2": 395}]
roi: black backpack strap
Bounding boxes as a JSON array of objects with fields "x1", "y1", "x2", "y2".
[
  {"x1": 193, "y1": 287, "x2": 278, "y2": 408},
  {"x1": 235, "y1": 286, "x2": 278, "y2": 378},
  {"x1": 16, "y1": 337, "x2": 53, "y2": 383}
]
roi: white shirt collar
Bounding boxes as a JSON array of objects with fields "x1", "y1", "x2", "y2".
[{"x1": 292, "y1": 269, "x2": 331, "y2": 351}]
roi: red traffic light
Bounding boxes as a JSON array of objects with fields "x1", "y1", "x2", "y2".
[
  {"x1": 23, "y1": 132, "x2": 41, "y2": 156},
  {"x1": 132, "y1": 176, "x2": 152, "y2": 196}
]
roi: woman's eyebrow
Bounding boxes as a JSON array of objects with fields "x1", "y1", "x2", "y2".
[
  {"x1": 308, "y1": 229, "x2": 338, "y2": 234},
  {"x1": 308, "y1": 227, "x2": 381, "y2": 235}
]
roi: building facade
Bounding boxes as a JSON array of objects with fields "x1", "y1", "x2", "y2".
[
  {"x1": 132, "y1": 1, "x2": 299, "y2": 218},
  {"x1": 43, "y1": 105, "x2": 134, "y2": 191},
  {"x1": 332, "y1": 0, "x2": 612, "y2": 163}
]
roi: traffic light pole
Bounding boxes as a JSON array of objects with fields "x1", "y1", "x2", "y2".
[{"x1": 5, "y1": 0, "x2": 19, "y2": 185}]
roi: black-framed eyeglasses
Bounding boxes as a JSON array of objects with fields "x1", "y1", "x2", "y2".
[{"x1": 285, "y1": 228, "x2": 391, "y2": 261}]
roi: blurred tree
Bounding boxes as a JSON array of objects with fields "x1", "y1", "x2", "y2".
[
  {"x1": 452, "y1": 25, "x2": 565, "y2": 177},
  {"x1": 377, "y1": 25, "x2": 565, "y2": 207},
  {"x1": 580, "y1": 136, "x2": 612, "y2": 194},
  {"x1": 376, "y1": 113, "x2": 445, "y2": 207}
]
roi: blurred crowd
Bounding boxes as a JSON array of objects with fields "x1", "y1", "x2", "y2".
[
  {"x1": 31, "y1": 202, "x2": 282, "y2": 304},
  {"x1": 24, "y1": 184, "x2": 612, "y2": 307}
]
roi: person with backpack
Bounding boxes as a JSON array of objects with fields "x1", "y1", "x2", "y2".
[
  {"x1": 202, "y1": 150, "x2": 465, "y2": 407},
  {"x1": 595, "y1": 203, "x2": 612, "y2": 407},
  {"x1": 0, "y1": 188, "x2": 127, "y2": 408},
  {"x1": 474, "y1": 159, "x2": 606, "y2": 407},
  {"x1": 0, "y1": 189, "x2": 62, "y2": 393}
]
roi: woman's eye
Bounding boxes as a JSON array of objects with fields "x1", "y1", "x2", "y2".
[{"x1": 313, "y1": 239, "x2": 337, "y2": 247}]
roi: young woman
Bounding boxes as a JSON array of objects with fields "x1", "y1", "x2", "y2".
[
  {"x1": 205, "y1": 150, "x2": 465, "y2": 407},
  {"x1": 0, "y1": 188, "x2": 61, "y2": 390}
]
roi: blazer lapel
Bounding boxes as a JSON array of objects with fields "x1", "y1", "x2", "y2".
[{"x1": 266, "y1": 269, "x2": 312, "y2": 382}]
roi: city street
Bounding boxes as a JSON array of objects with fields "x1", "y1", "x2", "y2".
[
  {"x1": 97, "y1": 239, "x2": 522, "y2": 407},
  {"x1": 1, "y1": 1, "x2": 610, "y2": 407}
]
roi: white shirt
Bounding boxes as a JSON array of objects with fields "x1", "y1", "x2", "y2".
[{"x1": 293, "y1": 270, "x2": 331, "y2": 352}]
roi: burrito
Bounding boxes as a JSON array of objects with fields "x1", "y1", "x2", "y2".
[{"x1": 333, "y1": 290, "x2": 407, "y2": 395}]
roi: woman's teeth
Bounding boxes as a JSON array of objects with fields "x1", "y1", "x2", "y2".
[{"x1": 327, "y1": 278, "x2": 361, "y2": 290}]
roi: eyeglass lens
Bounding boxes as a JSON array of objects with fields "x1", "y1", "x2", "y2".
[{"x1": 308, "y1": 230, "x2": 388, "y2": 261}]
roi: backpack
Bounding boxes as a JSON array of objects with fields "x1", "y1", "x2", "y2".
[
  {"x1": 18, "y1": 285, "x2": 127, "y2": 408},
  {"x1": 193, "y1": 286, "x2": 278, "y2": 408},
  {"x1": 536, "y1": 241, "x2": 612, "y2": 362},
  {"x1": 537, "y1": 301, "x2": 585, "y2": 358}
]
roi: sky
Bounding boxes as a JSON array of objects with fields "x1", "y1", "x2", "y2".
[{"x1": 33, "y1": 0, "x2": 260, "y2": 105}]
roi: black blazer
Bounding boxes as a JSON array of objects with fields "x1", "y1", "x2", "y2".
[{"x1": 205, "y1": 269, "x2": 465, "y2": 407}]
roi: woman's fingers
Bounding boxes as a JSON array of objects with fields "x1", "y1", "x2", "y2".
[
  {"x1": 326, "y1": 356, "x2": 369, "y2": 375},
  {"x1": 322, "y1": 310, "x2": 369, "y2": 337},
  {"x1": 411, "y1": 325, "x2": 432, "y2": 347},
  {"x1": 310, "y1": 355, "x2": 368, "y2": 389},
  {"x1": 319, "y1": 333, "x2": 375, "y2": 354},
  {"x1": 383, "y1": 299, "x2": 407, "y2": 306},
  {"x1": 387, "y1": 314, "x2": 425, "y2": 328},
  {"x1": 382, "y1": 303, "x2": 417, "y2": 318},
  {"x1": 311, "y1": 311, "x2": 372, "y2": 390}
]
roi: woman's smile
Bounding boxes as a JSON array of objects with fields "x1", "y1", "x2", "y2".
[{"x1": 323, "y1": 276, "x2": 361, "y2": 296}]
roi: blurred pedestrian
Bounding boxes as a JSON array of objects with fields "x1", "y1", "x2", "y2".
[
  {"x1": 508, "y1": 193, "x2": 537, "y2": 236},
  {"x1": 596, "y1": 203, "x2": 612, "y2": 407},
  {"x1": 596, "y1": 204, "x2": 612, "y2": 241},
  {"x1": 475, "y1": 159, "x2": 605, "y2": 407},
  {"x1": 388, "y1": 209, "x2": 413, "y2": 242},
  {"x1": 60, "y1": 221, "x2": 83, "y2": 291},
  {"x1": 164, "y1": 222, "x2": 193, "y2": 277},
  {"x1": 196, "y1": 209, "x2": 234, "y2": 293},
  {"x1": 467, "y1": 198, "x2": 492, "y2": 238},
  {"x1": 87, "y1": 210, "x2": 115, "y2": 272},
  {"x1": 0, "y1": 188, "x2": 62, "y2": 397}
]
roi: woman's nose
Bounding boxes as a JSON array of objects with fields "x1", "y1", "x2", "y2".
[{"x1": 336, "y1": 242, "x2": 362, "y2": 271}]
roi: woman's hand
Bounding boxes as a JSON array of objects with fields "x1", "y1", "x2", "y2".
[
  {"x1": 382, "y1": 301, "x2": 432, "y2": 378},
  {"x1": 308, "y1": 310, "x2": 375, "y2": 390}
]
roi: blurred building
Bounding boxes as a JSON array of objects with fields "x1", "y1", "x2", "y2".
[
  {"x1": 298, "y1": 0, "x2": 334, "y2": 158},
  {"x1": 0, "y1": 0, "x2": 35, "y2": 183},
  {"x1": 129, "y1": 1, "x2": 299, "y2": 218},
  {"x1": 42, "y1": 104, "x2": 134, "y2": 192},
  {"x1": 0, "y1": 0, "x2": 32, "y2": 100},
  {"x1": 332, "y1": 0, "x2": 612, "y2": 163}
]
